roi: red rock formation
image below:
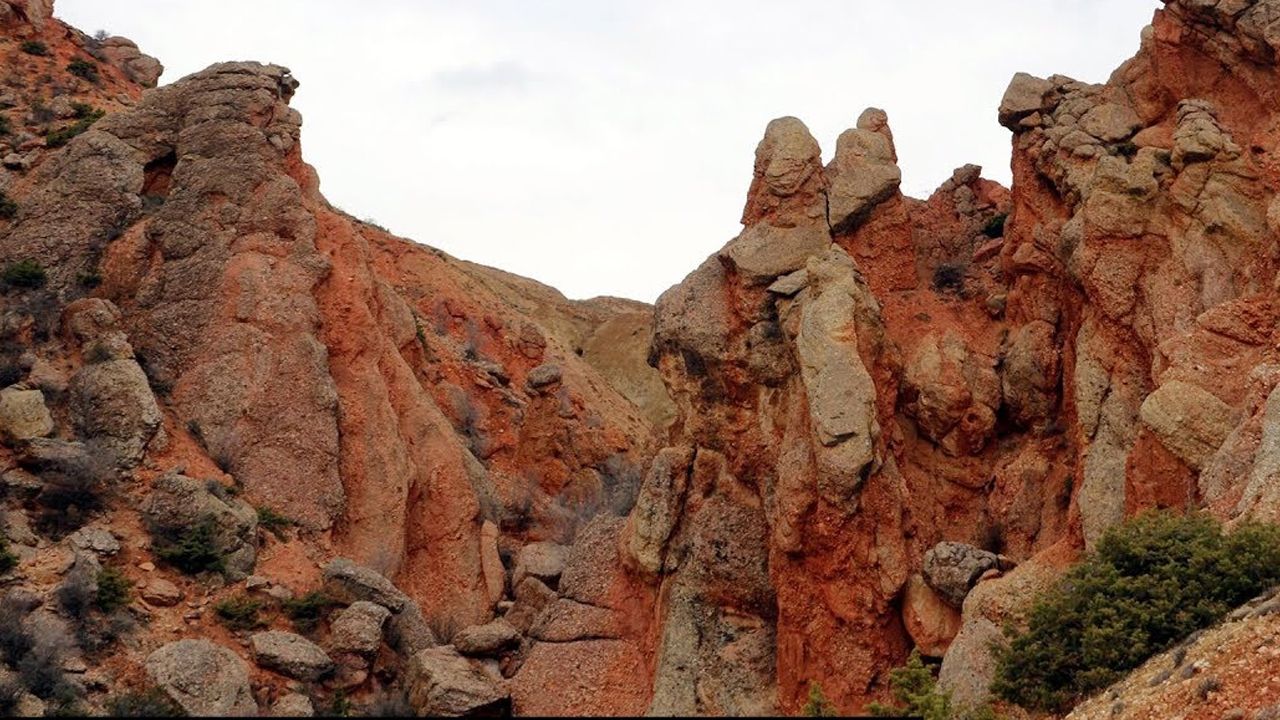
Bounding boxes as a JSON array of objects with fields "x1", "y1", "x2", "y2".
[
  {"x1": 6, "y1": 0, "x2": 1280, "y2": 716},
  {"x1": 632, "y1": 0, "x2": 1280, "y2": 713},
  {"x1": 1, "y1": 5, "x2": 662, "y2": 708}
]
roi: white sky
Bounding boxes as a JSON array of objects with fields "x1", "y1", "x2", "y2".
[{"x1": 58, "y1": 1, "x2": 1161, "y2": 302}]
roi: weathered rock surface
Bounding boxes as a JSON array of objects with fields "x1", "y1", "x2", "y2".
[
  {"x1": 453, "y1": 619, "x2": 520, "y2": 656},
  {"x1": 250, "y1": 631, "x2": 334, "y2": 682},
  {"x1": 145, "y1": 639, "x2": 257, "y2": 717},
  {"x1": 405, "y1": 646, "x2": 510, "y2": 717},
  {"x1": 0, "y1": 387, "x2": 53, "y2": 442},
  {"x1": 922, "y1": 541, "x2": 1002, "y2": 608},
  {"x1": 139, "y1": 578, "x2": 182, "y2": 607},
  {"x1": 328, "y1": 601, "x2": 391, "y2": 656},
  {"x1": 902, "y1": 574, "x2": 962, "y2": 658}
]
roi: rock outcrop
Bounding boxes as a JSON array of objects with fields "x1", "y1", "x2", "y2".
[{"x1": 145, "y1": 640, "x2": 258, "y2": 717}]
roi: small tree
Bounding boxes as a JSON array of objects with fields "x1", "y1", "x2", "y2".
[
  {"x1": 95, "y1": 567, "x2": 133, "y2": 613},
  {"x1": 802, "y1": 682, "x2": 836, "y2": 717},
  {"x1": 153, "y1": 518, "x2": 225, "y2": 575},
  {"x1": 867, "y1": 651, "x2": 950, "y2": 720}
]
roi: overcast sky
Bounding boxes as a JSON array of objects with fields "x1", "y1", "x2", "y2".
[{"x1": 58, "y1": 1, "x2": 1161, "y2": 302}]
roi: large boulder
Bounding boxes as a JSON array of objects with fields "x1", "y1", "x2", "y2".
[
  {"x1": 145, "y1": 639, "x2": 257, "y2": 717},
  {"x1": 825, "y1": 108, "x2": 902, "y2": 233},
  {"x1": 624, "y1": 446, "x2": 694, "y2": 575},
  {"x1": 322, "y1": 558, "x2": 436, "y2": 654},
  {"x1": 792, "y1": 247, "x2": 883, "y2": 506},
  {"x1": 1140, "y1": 379, "x2": 1235, "y2": 469},
  {"x1": 68, "y1": 357, "x2": 161, "y2": 467},
  {"x1": 902, "y1": 574, "x2": 962, "y2": 658},
  {"x1": 922, "y1": 541, "x2": 1001, "y2": 608},
  {"x1": 406, "y1": 646, "x2": 511, "y2": 717},
  {"x1": 250, "y1": 631, "x2": 334, "y2": 682},
  {"x1": 142, "y1": 472, "x2": 259, "y2": 580},
  {"x1": 0, "y1": 387, "x2": 53, "y2": 443},
  {"x1": 998, "y1": 72, "x2": 1054, "y2": 128},
  {"x1": 322, "y1": 557, "x2": 409, "y2": 611},
  {"x1": 96, "y1": 36, "x2": 165, "y2": 88},
  {"x1": 511, "y1": 541, "x2": 569, "y2": 591},
  {"x1": 453, "y1": 619, "x2": 520, "y2": 657},
  {"x1": 327, "y1": 601, "x2": 390, "y2": 656}
]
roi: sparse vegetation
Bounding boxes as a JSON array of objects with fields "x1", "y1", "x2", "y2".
[
  {"x1": 55, "y1": 561, "x2": 96, "y2": 620},
  {"x1": 281, "y1": 591, "x2": 336, "y2": 633},
  {"x1": 45, "y1": 105, "x2": 104, "y2": 148},
  {"x1": 94, "y1": 567, "x2": 133, "y2": 613},
  {"x1": 257, "y1": 506, "x2": 295, "y2": 541},
  {"x1": 106, "y1": 687, "x2": 186, "y2": 717},
  {"x1": 65, "y1": 58, "x2": 99, "y2": 83},
  {"x1": 0, "y1": 192, "x2": 20, "y2": 220},
  {"x1": 993, "y1": 511, "x2": 1280, "y2": 711},
  {"x1": 153, "y1": 518, "x2": 226, "y2": 575},
  {"x1": 931, "y1": 263, "x2": 965, "y2": 293},
  {"x1": 213, "y1": 595, "x2": 265, "y2": 631},
  {"x1": 327, "y1": 689, "x2": 353, "y2": 718},
  {"x1": 20, "y1": 40, "x2": 48, "y2": 56},
  {"x1": 31, "y1": 444, "x2": 115, "y2": 539},
  {"x1": 0, "y1": 597, "x2": 82, "y2": 711},
  {"x1": 83, "y1": 342, "x2": 113, "y2": 364},
  {"x1": 981, "y1": 213, "x2": 1007, "y2": 239},
  {"x1": 77, "y1": 270, "x2": 102, "y2": 289},
  {"x1": 2, "y1": 259, "x2": 45, "y2": 289},
  {"x1": 0, "y1": 536, "x2": 17, "y2": 575},
  {"x1": 0, "y1": 114, "x2": 11, "y2": 136}
]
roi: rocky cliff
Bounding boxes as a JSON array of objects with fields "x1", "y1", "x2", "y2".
[
  {"x1": 3, "y1": 0, "x2": 1280, "y2": 716},
  {"x1": 627, "y1": 0, "x2": 1280, "y2": 715}
]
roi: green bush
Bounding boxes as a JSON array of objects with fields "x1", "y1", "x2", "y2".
[
  {"x1": 2, "y1": 259, "x2": 45, "y2": 289},
  {"x1": 213, "y1": 595, "x2": 264, "y2": 631},
  {"x1": 281, "y1": 591, "x2": 336, "y2": 633},
  {"x1": 0, "y1": 114, "x2": 11, "y2": 136},
  {"x1": 106, "y1": 687, "x2": 186, "y2": 717},
  {"x1": 153, "y1": 518, "x2": 225, "y2": 575},
  {"x1": 981, "y1": 213, "x2": 1007, "y2": 239},
  {"x1": 257, "y1": 506, "x2": 295, "y2": 541},
  {"x1": 0, "y1": 192, "x2": 17, "y2": 220},
  {"x1": 993, "y1": 511, "x2": 1280, "y2": 711},
  {"x1": 95, "y1": 567, "x2": 133, "y2": 613},
  {"x1": 66, "y1": 58, "x2": 99, "y2": 82},
  {"x1": 802, "y1": 682, "x2": 836, "y2": 717},
  {"x1": 20, "y1": 40, "x2": 48, "y2": 56},
  {"x1": 867, "y1": 651, "x2": 951, "y2": 720}
]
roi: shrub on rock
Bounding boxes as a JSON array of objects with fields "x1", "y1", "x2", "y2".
[{"x1": 993, "y1": 511, "x2": 1280, "y2": 710}]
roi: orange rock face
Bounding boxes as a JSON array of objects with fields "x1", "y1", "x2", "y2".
[{"x1": 1, "y1": 5, "x2": 660, "y2": 710}]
